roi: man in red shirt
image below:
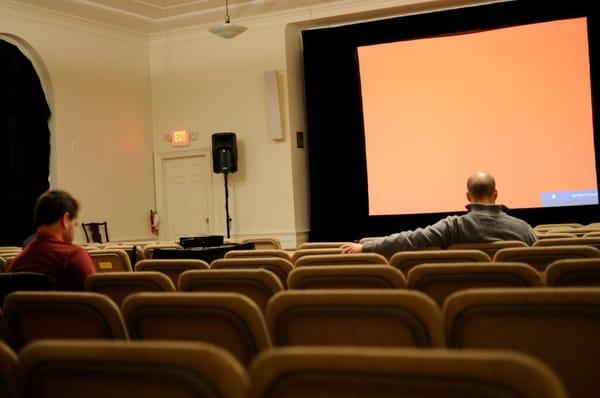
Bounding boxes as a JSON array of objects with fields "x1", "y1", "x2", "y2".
[{"x1": 9, "y1": 190, "x2": 96, "y2": 290}]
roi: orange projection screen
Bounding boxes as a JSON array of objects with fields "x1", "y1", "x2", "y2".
[{"x1": 358, "y1": 17, "x2": 598, "y2": 216}]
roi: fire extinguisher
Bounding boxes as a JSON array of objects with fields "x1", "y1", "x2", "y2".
[{"x1": 150, "y1": 210, "x2": 159, "y2": 235}]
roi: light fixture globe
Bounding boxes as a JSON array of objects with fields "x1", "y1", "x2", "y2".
[
  {"x1": 209, "y1": 22, "x2": 247, "y2": 39},
  {"x1": 210, "y1": 0, "x2": 247, "y2": 39}
]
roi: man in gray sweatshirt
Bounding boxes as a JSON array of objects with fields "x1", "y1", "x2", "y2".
[{"x1": 341, "y1": 172, "x2": 537, "y2": 259}]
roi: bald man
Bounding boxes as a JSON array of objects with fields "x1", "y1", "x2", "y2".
[{"x1": 341, "y1": 172, "x2": 536, "y2": 258}]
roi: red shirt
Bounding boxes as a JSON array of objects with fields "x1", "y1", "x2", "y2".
[{"x1": 8, "y1": 232, "x2": 96, "y2": 290}]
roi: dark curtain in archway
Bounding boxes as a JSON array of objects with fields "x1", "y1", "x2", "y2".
[{"x1": 0, "y1": 40, "x2": 51, "y2": 246}]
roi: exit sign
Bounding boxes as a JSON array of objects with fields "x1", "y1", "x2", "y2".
[{"x1": 171, "y1": 129, "x2": 190, "y2": 146}]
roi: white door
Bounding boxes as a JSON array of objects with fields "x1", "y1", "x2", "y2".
[{"x1": 162, "y1": 154, "x2": 212, "y2": 241}]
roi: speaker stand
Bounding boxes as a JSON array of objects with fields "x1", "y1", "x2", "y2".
[{"x1": 223, "y1": 171, "x2": 232, "y2": 239}]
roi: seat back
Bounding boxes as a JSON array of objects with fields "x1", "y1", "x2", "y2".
[
  {"x1": 3, "y1": 291, "x2": 127, "y2": 349},
  {"x1": 267, "y1": 290, "x2": 443, "y2": 348},
  {"x1": 534, "y1": 237, "x2": 600, "y2": 250},
  {"x1": 224, "y1": 249, "x2": 292, "y2": 261},
  {"x1": 546, "y1": 227, "x2": 600, "y2": 237},
  {"x1": 390, "y1": 250, "x2": 491, "y2": 274},
  {"x1": 0, "y1": 272, "x2": 57, "y2": 306},
  {"x1": 0, "y1": 342, "x2": 17, "y2": 398},
  {"x1": 103, "y1": 244, "x2": 145, "y2": 265},
  {"x1": 494, "y1": 246, "x2": 600, "y2": 271},
  {"x1": 535, "y1": 232, "x2": 578, "y2": 240},
  {"x1": 211, "y1": 257, "x2": 293, "y2": 287},
  {"x1": 241, "y1": 238, "x2": 281, "y2": 250},
  {"x1": 141, "y1": 243, "x2": 183, "y2": 259},
  {"x1": 135, "y1": 259, "x2": 209, "y2": 286},
  {"x1": 534, "y1": 223, "x2": 583, "y2": 233},
  {"x1": 297, "y1": 242, "x2": 351, "y2": 250},
  {"x1": 288, "y1": 265, "x2": 406, "y2": 289},
  {"x1": 85, "y1": 272, "x2": 175, "y2": 306},
  {"x1": 295, "y1": 253, "x2": 388, "y2": 268},
  {"x1": 408, "y1": 262, "x2": 542, "y2": 306},
  {"x1": 89, "y1": 250, "x2": 132, "y2": 272},
  {"x1": 19, "y1": 340, "x2": 248, "y2": 398},
  {"x1": 82, "y1": 222, "x2": 109, "y2": 243},
  {"x1": 545, "y1": 258, "x2": 600, "y2": 287},
  {"x1": 445, "y1": 288, "x2": 600, "y2": 398},
  {"x1": 178, "y1": 269, "x2": 283, "y2": 312},
  {"x1": 249, "y1": 347, "x2": 567, "y2": 398},
  {"x1": 122, "y1": 292, "x2": 271, "y2": 366},
  {"x1": 447, "y1": 240, "x2": 528, "y2": 257},
  {"x1": 291, "y1": 248, "x2": 343, "y2": 264}
]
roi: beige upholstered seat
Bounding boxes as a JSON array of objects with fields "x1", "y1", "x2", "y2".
[
  {"x1": 447, "y1": 240, "x2": 528, "y2": 257},
  {"x1": 104, "y1": 244, "x2": 145, "y2": 264},
  {"x1": 0, "y1": 342, "x2": 17, "y2": 398},
  {"x1": 534, "y1": 237, "x2": 600, "y2": 250},
  {"x1": 534, "y1": 223, "x2": 583, "y2": 232},
  {"x1": 288, "y1": 265, "x2": 406, "y2": 289},
  {"x1": 89, "y1": 249, "x2": 132, "y2": 272},
  {"x1": 141, "y1": 243, "x2": 183, "y2": 259},
  {"x1": 211, "y1": 257, "x2": 293, "y2": 287},
  {"x1": 535, "y1": 232, "x2": 578, "y2": 240},
  {"x1": 19, "y1": 340, "x2": 249, "y2": 398},
  {"x1": 249, "y1": 347, "x2": 567, "y2": 398},
  {"x1": 390, "y1": 250, "x2": 491, "y2": 274},
  {"x1": 294, "y1": 253, "x2": 388, "y2": 268},
  {"x1": 546, "y1": 227, "x2": 600, "y2": 237},
  {"x1": 358, "y1": 236, "x2": 384, "y2": 244},
  {"x1": 408, "y1": 262, "x2": 542, "y2": 307},
  {"x1": 85, "y1": 271, "x2": 175, "y2": 306},
  {"x1": 224, "y1": 249, "x2": 292, "y2": 261},
  {"x1": 178, "y1": 269, "x2": 283, "y2": 312},
  {"x1": 242, "y1": 238, "x2": 281, "y2": 250},
  {"x1": 291, "y1": 248, "x2": 343, "y2": 263},
  {"x1": 3, "y1": 292, "x2": 127, "y2": 349},
  {"x1": 297, "y1": 242, "x2": 351, "y2": 250},
  {"x1": 545, "y1": 258, "x2": 600, "y2": 287},
  {"x1": 267, "y1": 290, "x2": 443, "y2": 348},
  {"x1": 445, "y1": 288, "x2": 600, "y2": 398},
  {"x1": 583, "y1": 231, "x2": 600, "y2": 238},
  {"x1": 135, "y1": 259, "x2": 209, "y2": 286},
  {"x1": 122, "y1": 292, "x2": 271, "y2": 365},
  {"x1": 493, "y1": 246, "x2": 600, "y2": 272}
]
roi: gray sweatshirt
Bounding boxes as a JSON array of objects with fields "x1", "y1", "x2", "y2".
[{"x1": 362, "y1": 203, "x2": 537, "y2": 259}]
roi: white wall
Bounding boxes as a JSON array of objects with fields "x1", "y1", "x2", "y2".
[{"x1": 1, "y1": 2, "x2": 156, "y2": 242}]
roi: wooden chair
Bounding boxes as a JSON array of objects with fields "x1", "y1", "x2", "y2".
[
  {"x1": 82, "y1": 222, "x2": 109, "y2": 243},
  {"x1": 288, "y1": 265, "x2": 406, "y2": 289},
  {"x1": 19, "y1": 340, "x2": 248, "y2": 398},
  {"x1": 250, "y1": 347, "x2": 567, "y2": 398},
  {"x1": 445, "y1": 287, "x2": 600, "y2": 398},
  {"x1": 390, "y1": 250, "x2": 490, "y2": 274}
]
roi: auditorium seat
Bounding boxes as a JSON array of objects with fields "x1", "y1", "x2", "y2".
[
  {"x1": 546, "y1": 227, "x2": 600, "y2": 237},
  {"x1": 0, "y1": 311, "x2": 9, "y2": 344},
  {"x1": 241, "y1": 238, "x2": 281, "y2": 250},
  {"x1": 534, "y1": 223, "x2": 583, "y2": 233},
  {"x1": 445, "y1": 287, "x2": 600, "y2": 398},
  {"x1": 447, "y1": 240, "x2": 528, "y2": 257},
  {"x1": 141, "y1": 243, "x2": 183, "y2": 259},
  {"x1": 104, "y1": 244, "x2": 145, "y2": 264},
  {"x1": 493, "y1": 246, "x2": 600, "y2": 272},
  {"x1": 291, "y1": 248, "x2": 344, "y2": 263},
  {"x1": 135, "y1": 259, "x2": 209, "y2": 286},
  {"x1": 587, "y1": 222, "x2": 600, "y2": 228},
  {"x1": 211, "y1": 257, "x2": 293, "y2": 287},
  {"x1": 584, "y1": 231, "x2": 600, "y2": 238},
  {"x1": 534, "y1": 237, "x2": 600, "y2": 250},
  {"x1": 19, "y1": 340, "x2": 249, "y2": 398},
  {"x1": 0, "y1": 272, "x2": 57, "y2": 306},
  {"x1": 89, "y1": 249, "x2": 132, "y2": 272},
  {"x1": 178, "y1": 269, "x2": 283, "y2": 312},
  {"x1": 0, "y1": 342, "x2": 17, "y2": 398},
  {"x1": 288, "y1": 265, "x2": 406, "y2": 289},
  {"x1": 249, "y1": 347, "x2": 567, "y2": 398},
  {"x1": 224, "y1": 249, "x2": 292, "y2": 261},
  {"x1": 122, "y1": 292, "x2": 271, "y2": 365},
  {"x1": 407, "y1": 262, "x2": 542, "y2": 307},
  {"x1": 295, "y1": 253, "x2": 388, "y2": 268},
  {"x1": 0, "y1": 258, "x2": 6, "y2": 273},
  {"x1": 358, "y1": 236, "x2": 384, "y2": 244},
  {"x1": 545, "y1": 258, "x2": 600, "y2": 287},
  {"x1": 85, "y1": 271, "x2": 175, "y2": 306},
  {"x1": 3, "y1": 292, "x2": 128, "y2": 349},
  {"x1": 535, "y1": 232, "x2": 578, "y2": 240},
  {"x1": 267, "y1": 290, "x2": 443, "y2": 348},
  {"x1": 297, "y1": 242, "x2": 351, "y2": 250},
  {"x1": 390, "y1": 250, "x2": 491, "y2": 274}
]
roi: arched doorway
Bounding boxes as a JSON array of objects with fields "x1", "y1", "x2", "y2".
[{"x1": 0, "y1": 39, "x2": 51, "y2": 246}]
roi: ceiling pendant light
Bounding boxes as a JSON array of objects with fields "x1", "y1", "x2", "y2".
[{"x1": 209, "y1": 0, "x2": 247, "y2": 39}]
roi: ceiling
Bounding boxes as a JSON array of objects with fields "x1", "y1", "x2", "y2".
[{"x1": 8, "y1": 0, "x2": 361, "y2": 34}]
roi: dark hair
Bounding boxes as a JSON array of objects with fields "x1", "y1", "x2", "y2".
[{"x1": 33, "y1": 190, "x2": 79, "y2": 227}]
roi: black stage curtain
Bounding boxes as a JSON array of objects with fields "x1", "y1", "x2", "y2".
[
  {"x1": 0, "y1": 40, "x2": 51, "y2": 246},
  {"x1": 303, "y1": 1, "x2": 600, "y2": 242}
]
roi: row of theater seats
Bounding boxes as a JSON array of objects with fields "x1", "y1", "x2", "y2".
[
  {"x1": 0, "y1": 340, "x2": 569, "y2": 398},
  {"x1": 0, "y1": 287, "x2": 598, "y2": 397}
]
